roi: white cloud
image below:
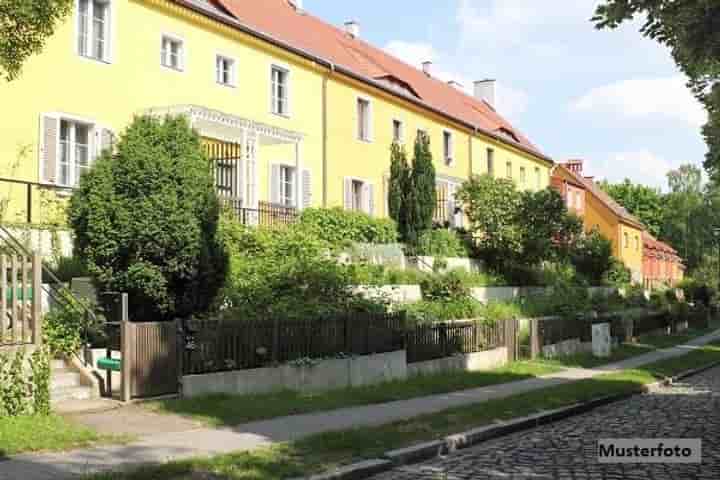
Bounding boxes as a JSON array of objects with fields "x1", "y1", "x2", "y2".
[
  {"x1": 571, "y1": 76, "x2": 706, "y2": 128},
  {"x1": 383, "y1": 40, "x2": 529, "y2": 120},
  {"x1": 588, "y1": 150, "x2": 673, "y2": 189}
]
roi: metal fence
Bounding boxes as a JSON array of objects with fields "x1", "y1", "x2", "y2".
[{"x1": 182, "y1": 311, "x2": 406, "y2": 375}]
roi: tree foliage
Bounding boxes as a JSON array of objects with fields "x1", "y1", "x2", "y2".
[
  {"x1": 0, "y1": 0, "x2": 73, "y2": 81},
  {"x1": 593, "y1": 0, "x2": 720, "y2": 181},
  {"x1": 407, "y1": 131, "x2": 437, "y2": 245},
  {"x1": 69, "y1": 115, "x2": 228, "y2": 321},
  {"x1": 388, "y1": 141, "x2": 411, "y2": 241},
  {"x1": 570, "y1": 228, "x2": 615, "y2": 285},
  {"x1": 598, "y1": 179, "x2": 664, "y2": 236}
]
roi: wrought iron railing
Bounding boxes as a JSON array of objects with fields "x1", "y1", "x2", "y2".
[{"x1": 223, "y1": 199, "x2": 298, "y2": 227}]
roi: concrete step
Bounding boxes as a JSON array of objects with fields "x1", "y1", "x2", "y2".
[
  {"x1": 50, "y1": 371, "x2": 82, "y2": 389},
  {"x1": 51, "y1": 385, "x2": 93, "y2": 403},
  {"x1": 51, "y1": 359, "x2": 67, "y2": 370}
]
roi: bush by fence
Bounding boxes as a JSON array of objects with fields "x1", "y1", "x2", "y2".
[{"x1": 183, "y1": 312, "x2": 406, "y2": 375}]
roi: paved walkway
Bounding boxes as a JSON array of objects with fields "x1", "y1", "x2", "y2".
[
  {"x1": 2, "y1": 330, "x2": 719, "y2": 480},
  {"x1": 370, "y1": 364, "x2": 720, "y2": 479}
]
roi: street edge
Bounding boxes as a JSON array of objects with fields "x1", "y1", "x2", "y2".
[{"x1": 296, "y1": 359, "x2": 720, "y2": 480}]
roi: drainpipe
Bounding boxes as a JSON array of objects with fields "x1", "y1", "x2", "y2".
[{"x1": 322, "y1": 63, "x2": 335, "y2": 207}]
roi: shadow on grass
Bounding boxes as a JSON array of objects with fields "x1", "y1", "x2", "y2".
[{"x1": 148, "y1": 362, "x2": 558, "y2": 428}]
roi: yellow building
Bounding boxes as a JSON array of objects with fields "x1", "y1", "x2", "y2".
[
  {"x1": 0, "y1": 0, "x2": 553, "y2": 231},
  {"x1": 552, "y1": 161, "x2": 645, "y2": 283}
]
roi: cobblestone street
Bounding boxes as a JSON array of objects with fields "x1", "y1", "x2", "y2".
[{"x1": 371, "y1": 366, "x2": 720, "y2": 480}]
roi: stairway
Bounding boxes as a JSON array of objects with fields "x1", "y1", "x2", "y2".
[{"x1": 50, "y1": 358, "x2": 97, "y2": 407}]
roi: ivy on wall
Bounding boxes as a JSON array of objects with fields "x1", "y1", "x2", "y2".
[{"x1": 0, "y1": 347, "x2": 50, "y2": 417}]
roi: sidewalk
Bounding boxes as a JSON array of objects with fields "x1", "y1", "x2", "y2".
[{"x1": 3, "y1": 329, "x2": 719, "y2": 480}]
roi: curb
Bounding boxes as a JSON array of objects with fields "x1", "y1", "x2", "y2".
[{"x1": 295, "y1": 361, "x2": 720, "y2": 480}]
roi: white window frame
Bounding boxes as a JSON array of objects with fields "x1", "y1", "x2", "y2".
[
  {"x1": 443, "y1": 130, "x2": 454, "y2": 166},
  {"x1": 278, "y1": 164, "x2": 296, "y2": 207},
  {"x1": 160, "y1": 33, "x2": 185, "y2": 72},
  {"x1": 392, "y1": 118, "x2": 404, "y2": 144},
  {"x1": 270, "y1": 63, "x2": 291, "y2": 117},
  {"x1": 345, "y1": 176, "x2": 373, "y2": 215},
  {"x1": 487, "y1": 148, "x2": 495, "y2": 176},
  {"x1": 506, "y1": 161, "x2": 512, "y2": 179},
  {"x1": 215, "y1": 53, "x2": 237, "y2": 87},
  {"x1": 535, "y1": 167, "x2": 541, "y2": 190},
  {"x1": 519, "y1": 166, "x2": 526, "y2": 185},
  {"x1": 75, "y1": 0, "x2": 113, "y2": 63},
  {"x1": 356, "y1": 96, "x2": 373, "y2": 142},
  {"x1": 55, "y1": 114, "x2": 98, "y2": 188}
]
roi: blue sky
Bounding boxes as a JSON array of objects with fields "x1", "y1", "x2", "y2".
[{"x1": 306, "y1": 0, "x2": 707, "y2": 190}]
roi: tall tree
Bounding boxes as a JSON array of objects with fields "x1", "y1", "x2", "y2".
[
  {"x1": 592, "y1": 1, "x2": 720, "y2": 181},
  {"x1": 0, "y1": 0, "x2": 73, "y2": 81},
  {"x1": 598, "y1": 179, "x2": 664, "y2": 236},
  {"x1": 407, "y1": 131, "x2": 436, "y2": 246},
  {"x1": 388, "y1": 141, "x2": 410, "y2": 241}
]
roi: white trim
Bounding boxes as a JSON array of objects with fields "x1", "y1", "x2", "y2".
[
  {"x1": 270, "y1": 62, "x2": 291, "y2": 118},
  {"x1": 74, "y1": 0, "x2": 114, "y2": 64},
  {"x1": 356, "y1": 94, "x2": 373, "y2": 143},
  {"x1": 270, "y1": 161, "x2": 298, "y2": 208},
  {"x1": 50, "y1": 113, "x2": 99, "y2": 189},
  {"x1": 215, "y1": 52, "x2": 237, "y2": 88},
  {"x1": 442, "y1": 129, "x2": 454, "y2": 166},
  {"x1": 344, "y1": 176, "x2": 372, "y2": 214},
  {"x1": 160, "y1": 32, "x2": 186, "y2": 73}
]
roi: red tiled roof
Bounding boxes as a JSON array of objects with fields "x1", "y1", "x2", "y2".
[
  {"x1": 556, "y1": 164, "x2": 644, "y2": 229},
  {"x1": 177, "y1": 0, "x2": 547, "y2": 161},
  {"x1": 643, "y1": 232, "x2": 678, "y2": 256}
]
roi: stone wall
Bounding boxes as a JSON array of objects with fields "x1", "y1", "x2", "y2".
[
  {"x1": 542, "y1": 339, "x2": 592, "y2": 358},
  {"x1": 181, "y1": 350, "x2": 407, "y2": 398},
  {"x1": 406, "y1": 347, "x2": 508, "y2": 377}
]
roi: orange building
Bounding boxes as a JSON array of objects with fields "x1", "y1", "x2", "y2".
[{"x1": 643, "y1": 233, "x2": 685, "y2": 289}]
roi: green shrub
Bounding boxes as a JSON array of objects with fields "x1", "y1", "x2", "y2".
[
  {"x1": 603, "y1": 257, "x2": 632, "y2": 287},
  {"x1": 69, "y1": 115, "x2": 228, "y2": 321},
  {"x1": 44, "y1": 256, "x2": 88, "y2": 283},
  {"x1": 416, "y1": 229, "x2": 471, "y2": 257},
  {"x1": 0, "y1": 348, "x2": 50, "y2": 417},
  {"x1": 299, "y1": 208, "x2": 398, "y2": 247},
  {"x1": 42, "y1": 299, "x2": 99, "y2": 357},
  {"x1": 570, "y1": 228, "x2": 615, "y2": 285},
  {"x1": 421, "y1": 270, "x2": 470, "y2": 302},
  {"x1": 405, "y1": 297, "x2": 484, "y2": 323}
]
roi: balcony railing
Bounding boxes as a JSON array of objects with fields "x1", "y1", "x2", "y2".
[{"x1": 222, "y1": 198, "x2": 298, "y2": 227}]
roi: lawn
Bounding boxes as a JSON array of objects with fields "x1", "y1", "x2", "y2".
[
  {"x1": 89, "y1": 343, "x2": 720, "y2": 480},
  {"x1": 146, "y1": 361, "x2": 561, "y2": 427},
  {"x1": 0, "y1": 414, "x2": 103, "y2": 456}
]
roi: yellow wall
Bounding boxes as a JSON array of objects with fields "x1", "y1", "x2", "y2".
[{"x1": 0, "y1": 0, "x2": 552, "y2": 225}]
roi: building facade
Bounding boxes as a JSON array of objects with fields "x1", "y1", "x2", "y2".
[
  {"x1": 643, "y1": 233, "x2": 684, "y2": 289},
  {"x1": 552, "y1": 160, "x2": 645, "y2": 283},
  {"x1": 0, "y1": 0, "x2": 553, "y2": 231}
]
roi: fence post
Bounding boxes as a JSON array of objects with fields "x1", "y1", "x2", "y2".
[
  {"x1": 344, "y1": 314, "x2": 350, "y2": 354},
  {"x1": 272, "y1": 317, "x2": 280, "y2": 364},
  {"x1": 530, "y1": 318, "x2": 541, "y2": 360},
  {"x1": 31, "y1": 253, "x2": 42, "y2": 345},
  {"x1": 120, "y1": 293, "x2": 131, "y2": 402}
]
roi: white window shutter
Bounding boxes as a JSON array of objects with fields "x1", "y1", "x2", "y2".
[
  {"x1": 270, "y1": 164, "x2": 280, "y2": 204},
  {"x1": 366, "y1": 183, "x2": 375, "y2": 216},
  {"x1": 302, "y1": 169, "x2": 312, "y2": 209},
  {"x1": 97, "y1": 126, "x2": 115, "y2": 156},
  {"x1": 39, "y1": 115, "x2": 59, "y2": 183},
  {"x1": 383, "y1": 174, "x2": 389, "y2": 218},
  {"x1": 344, "y1": 178, "x2": 353, "y2": 210},
  {"x1": 368, "y1": 102, "x2": 374, "y2": 142}
]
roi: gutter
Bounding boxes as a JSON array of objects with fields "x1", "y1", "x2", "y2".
[{"x1": 170, "y1": 0, "x2": 554, "y2": 167}]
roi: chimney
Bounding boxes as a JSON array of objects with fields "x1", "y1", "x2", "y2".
[
  {"x1": 344, "y1": 20, "x2": 360, "y2": 38},
  {"x1": 564, "y1": 159, "x2": 584, "y2": 175},
  {"x1": 448, "y1": 80, "x2": 464, "y2": 90},
  {"x1": 474, "y1": 79, "x2": 496, "y2": 107},
  {"x1": 288, "y1": 0, "x2": 303, "y2": 11},
  {"x1": 422, "y1": 61, "x2": 433, "y2": 76}
]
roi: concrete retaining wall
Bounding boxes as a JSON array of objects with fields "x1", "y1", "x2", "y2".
[
  {"x1": 353, "y1": 285, "x2": 422, "y2": 304},
  {"x1": 414, "y1": 256, "x2": 482, "y2": 273},
  {"x1": 542, "y1": 339, "x2": 592, "y2": 358},
  {"x1": 407, "y1": 347, "x2": 508, "y2": 377},
  {"x1": 5, "y1": 227, "x2": 73, "y2": 259},
  {"x1": 181, "y1": 350, "x2": 407, "y2": 398}
]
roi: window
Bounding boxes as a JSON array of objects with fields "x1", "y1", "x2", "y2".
[
  {"x1": 161, "y1": 35, "x2": 184, "y2": 71},
  {"x1": 279, "y1": 165, "x2": 295, "y2": 207},
  {"x1": 487, "y1": 148, "x2": 494, "y2": 176},
  {"x1": 77, "y1": 0, "x2": 111, "y2": 62},
  {"x1": 357, "y1": 98, "x2": 372, "y2": 141},
  {"x1": 624, "y1": 232, "x2": 629, "y2": 248},
  {"x1": 216, "y1": 55, "x2": 236, "y2": 87},
  {"x1": 351, "y1": 180, "x2": 364, "y2": 212},
  {"x1": 635, "y1": 235, "x2": 640, "y2": 251},
  {"x1": 345, "y1": 178, "x2": 373, "y2": 215},
  {"x1": 519, "y1": 167, "x2": 526, "y2": 185},
  {"x1": 506, "y1": 161, "x2": 512, "y2": 179},
  {"x1": 59, "y1": 119, "x2": 93, "y2": 187},
  {"x1": 392, "y1": 119, "x2": 404, "y2": 143},
  {"x1": 575, "y1": 191, "x2": 582, "y2": 209},
  {"x1": 271, "y1": 65, "x2": 290, "y2": 115},
  {"x1": 535, "y1": 167, "x2": 541, "y2": 189},
  {"x1": 443, "y1": 131, "x2": 453, "y2": 166}
]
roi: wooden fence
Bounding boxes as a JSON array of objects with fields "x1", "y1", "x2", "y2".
[
  {"x1": 183, "y1": 312, "x2": 406, "y2": 375},
  {"x1": 405, "y1": 320, "x2": 506, "y2": 364},
  {"x1": 0, "y1": 252, "x2": 42, "y2": 348}
]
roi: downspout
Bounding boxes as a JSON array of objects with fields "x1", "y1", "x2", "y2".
[{"x1": 322, "y1": 63, "x2": 335, "y2": 207}]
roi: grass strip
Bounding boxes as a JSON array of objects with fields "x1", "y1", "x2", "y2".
[
  {"x1": 89, "y1": 342, "x2": 720, "y2": 480},
  {"x1": 0, "y1": 414, "x2": 108, "y2": 456},
  {"x1": 145, "y1": 361, "x2": 560, "y2": 427}
]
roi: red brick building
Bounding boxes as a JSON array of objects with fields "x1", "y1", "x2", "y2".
[{"x1": 643, "y1": 232, "x2": 685, "y2": 289}]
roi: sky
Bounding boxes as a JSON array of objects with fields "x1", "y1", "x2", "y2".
[{"x1": 305, "y1": 0, "x2": 708, "y2": 191}]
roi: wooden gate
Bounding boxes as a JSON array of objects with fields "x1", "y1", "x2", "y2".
[{"x1": 123, "y1": 321, "x2": 179, "y2": 399}]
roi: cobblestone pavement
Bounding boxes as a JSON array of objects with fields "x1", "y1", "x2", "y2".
[{"x1": 371, "y1": 366, "x2": 720, "y2": 480}]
